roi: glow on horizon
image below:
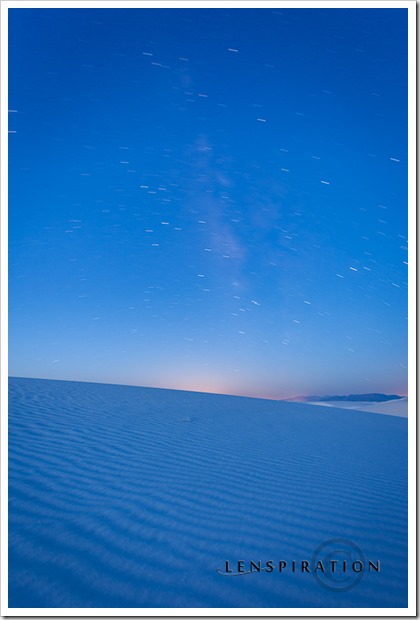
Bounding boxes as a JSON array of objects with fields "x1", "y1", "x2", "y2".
[
  {"x1": 8, "y1": 371, "x2": 407, "y2": 403},
  {"x1": 145, "y1": 375, "x2": 296, "y2": 400}
]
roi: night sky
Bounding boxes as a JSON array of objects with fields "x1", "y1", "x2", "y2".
[{"x1": 8, "y1": 7, "x2": 408, "y2": 399}]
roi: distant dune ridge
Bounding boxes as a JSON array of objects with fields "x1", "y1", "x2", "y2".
[
  {"x1": 8, "y1": 378, "x2": 407, "y2": 608},
  {"x1": 288, "y1": 394, "x2": 408, "y2": 419},
  {"x1": 292, "y1": 393, "x2": 403, "y2": 403}
]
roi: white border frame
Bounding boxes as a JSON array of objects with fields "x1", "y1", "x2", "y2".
[{"x1": 1, "y1": 0, "x2": 416, "y2": 616}]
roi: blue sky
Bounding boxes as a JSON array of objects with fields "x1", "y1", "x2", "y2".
[{"x1": 8, "y1": 7, "x2": 408, "y2": 399}]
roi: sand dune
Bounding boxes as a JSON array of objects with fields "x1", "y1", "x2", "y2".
[
  {"x1": 301, "y1": 397, "x2": 408, "y2": 417},
  {"x1": 8, "y1": 377, "x2": 407, "y2": 608}
]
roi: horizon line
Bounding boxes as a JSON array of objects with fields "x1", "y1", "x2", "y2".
[{"x1": 8, "y1": 375, "x2": 407, "y2": 402}]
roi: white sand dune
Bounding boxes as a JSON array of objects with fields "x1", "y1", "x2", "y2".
[
  {"x1": 301, "y1": 397, "x2": 408, "y2": 418},
  {"x1": 8, "y1": 378, "x2": 407, "y2": 608}
]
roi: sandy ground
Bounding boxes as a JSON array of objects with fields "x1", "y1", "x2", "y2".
[{"x1": 301, "y1": 397, "x2": 408, "y2": 417}]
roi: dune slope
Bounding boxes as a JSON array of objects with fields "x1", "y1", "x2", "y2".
[{"x1": 8, "y1": 377, "x2": 407, "y2": 608}]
